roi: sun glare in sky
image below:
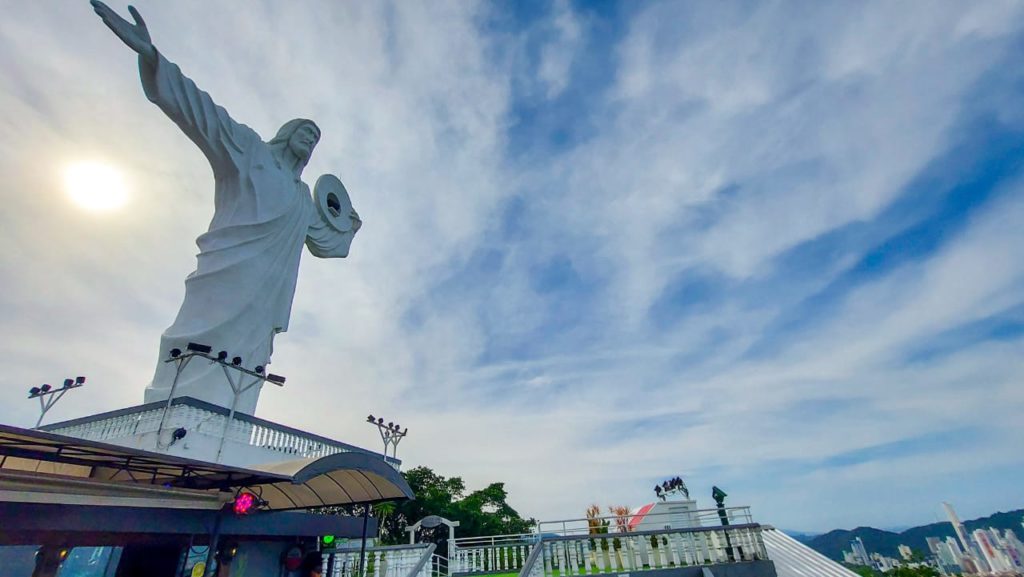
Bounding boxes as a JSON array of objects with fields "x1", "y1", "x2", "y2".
[{"x1": 63, "y1": 161, "x2": 129, "y2": 213}]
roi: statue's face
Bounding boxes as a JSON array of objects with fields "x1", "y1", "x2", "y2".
[{"x1": 288, "y1": 123, "x2": 320, "y2": 160}]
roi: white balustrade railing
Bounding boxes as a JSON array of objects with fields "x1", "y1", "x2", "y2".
[
  {"x1": 40, "y1": 397, "x2": 399, "y2": 466},
  {"x1": 326, "y1": 544, "x2": 436, "y2": 577},
  {"x1": 517, "y1": 524, "x2": 769, "y2": 577},
  {"x1": 536, "y1": 506, "x2": 754, "y2": 537},
  {"x1": 450, "y1": 533, "x2": 536, "y2": 575}
]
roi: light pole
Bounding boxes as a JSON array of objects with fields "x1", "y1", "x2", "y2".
[
  {"x1": 158, "y1": 342, "x2": 286, "y2": 460},
  {"x1": 653, "y1": 476, "x2": 689, "y2": 501},
  {"x1": 28, "y1": 376, "x2": 85, "y2": 428},
  {"x1": 365, "y1": 414, "x2": 408, "y2": 460}
]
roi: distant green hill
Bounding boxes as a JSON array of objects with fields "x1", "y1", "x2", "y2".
[{"x1": 806, "y1": 509, "x2": 1024, "y2": 561}]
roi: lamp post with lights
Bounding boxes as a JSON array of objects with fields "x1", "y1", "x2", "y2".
[
  {"x1": 28, "y1": 376, "x2": 86, "y2": 428},
  {"x1": 158, "y1": 342, "x2": 286, "y2": 460},
  {"x1": 365, "y1": 414, "x2": 408, "y2": 460}
]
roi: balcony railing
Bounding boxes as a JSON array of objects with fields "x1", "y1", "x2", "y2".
[
  {"x1": 520, "y1": 524, "x2": 769, "y2": 577},
  {"x1": 39, "y1": 396, "x2": 399, "y2": 467},
  {"x1": 450, "y1": 533, "x2": 536, "y2": 574},
  {"x1": 325, "y1": 543, "x2": 436, "y2": 577},
  {"x1": 451, "y1": 508, "x2": 769, "y2": 577}
]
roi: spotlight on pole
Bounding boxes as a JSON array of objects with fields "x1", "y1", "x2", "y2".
[
  {"x1": 186, "y1": 342, "x2": 212, "y2": 354},
  {"x1": 366, "y1": 413, "x2": 409, "y2": 463},
  {"x1": 266, "y1": 373, "x2": 286, "y2": 385},
  {"x1": 28, "y1": 375, "x2": 86, "y2": 428},
  {"x1": 232, "y1": 357, "x2": 242, "y2": 366},
  {"x1": 170, "y1": 348, "x2": 181, "y2": 358},
  {"x1": 218, "y1": 351, "x2": 228, "y2": 361}
]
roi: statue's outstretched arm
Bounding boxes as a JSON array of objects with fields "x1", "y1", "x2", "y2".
[
  {"x1": 91, "y1": 2, "x2": 156, "y2": 65},
  {"x1": 91, "y1": 1, "x2": 254, "y2": 174}
]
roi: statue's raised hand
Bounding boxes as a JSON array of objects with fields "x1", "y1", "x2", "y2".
[{"x1": 90, "y1": 1, "x2": 156, "y2": 63}]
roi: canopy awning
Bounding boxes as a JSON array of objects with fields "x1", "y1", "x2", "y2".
[{"x1": 0, "y1": 423, "x2": 413, "y2": 510}]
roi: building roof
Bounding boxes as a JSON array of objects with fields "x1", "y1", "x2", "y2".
[{"x1": 0, "y1": 423, "x2": 413, "y2": 510}]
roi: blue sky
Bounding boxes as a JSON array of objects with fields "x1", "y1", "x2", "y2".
[{"x1": 1, "y1": 0, "x2": 1023, "y2": 532}]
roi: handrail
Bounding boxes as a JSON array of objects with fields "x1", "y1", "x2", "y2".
[
  {"x1": 407, "y1": 544, "x2": 438, "y2": 577},
  {"x1": 517, "y1": 537, "x2": 545, "y2": 577},
  {"x1": 542, "y1": 522, "x2": 762, "y2": 541},
  {"x1": 536, "y1": 506, "x2": 753, "y2": 536}
]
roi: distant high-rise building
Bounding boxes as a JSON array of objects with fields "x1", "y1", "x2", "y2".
[
  {"x1": 973, "y1": 529, "x2": 1010, "y2": 573},
  {"x1": 943, "y1": 502, "x2": 973, "y2": 555},
  {"x1": 945, "y1": 536, "x2": 964, "y2": 559},
  {"x1": 1005, "y1": 529, "x2": 1024, "y2": 567},
  {"x1": 935, "y1": 540, "x2": 961, "y2": 575},
  {"x1": 851, "y1": 537, "x2": 870, "y2": 566},
  {"x1": 926, "y1": 536, "x2": 942, "y2": 555},
  {"x1": 898, "y1": 544, "x2": 914, "y2": 561}
]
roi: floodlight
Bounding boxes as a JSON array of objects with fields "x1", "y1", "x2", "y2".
[
  {"x1": 186, "y1": 342, "x2": 212, "y2": 354},
  {"x1": 388, "y1": 422, "x2": 393, "y2": 429},
  {"x1": 172, "y1": 427, "x2": 187, "y2": 441},
  {"x1": 232, "y1": 356, "x2": 242, "y2": 366},
  {"x1": 40, "y1": 384, "x2": 51, "y2": 393},
  {"x1": 170, "y1": 348, "x2": 181, "y2": 358},
  {"x1": 377, "y1": 417, "x2": 384, "y2": 424},
  {"x1": 254, "y1": 365, "x2": 265, "y2": 374},
  {"x1": 75, "y1": 376, "x2": 85, "y2": 384},
  {"x1": 233, "y1": 492, "x2": 256, "y2": 515},
  {"x1": 367, "y1": 414, "x2": 375, "y2": 422},
  {"x1": 63, "y1": 378, "x2": 73, "y2": 388},
  {"x1": 29, "y1": 387, "x2": 40, "y2": 396},
  {"x1": 267, "y1": 373, "x2": 286, "y2": 384},
  {"x1": 218, "y1": 350, "x2": 228, "y2": 361},
  {"x1": 402, "y1": 428, "x2": 408, "y2": 434}
]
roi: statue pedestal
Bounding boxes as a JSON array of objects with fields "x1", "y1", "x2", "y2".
[{"x1": 39, "y1": 396, "x2": 398, "y2": 469}]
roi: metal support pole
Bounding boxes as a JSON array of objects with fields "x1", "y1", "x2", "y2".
[
  {"x1": 204, "y1": 509, "x2": 224, "y2": 577},
  {"x1": 359, "y1": 505, "x2": 371, "y2": 577},
  {"x1": 156, "y1": 356, "x2": 193, "y2": 447},
  {"x1": 215, "y1": 367, "x2": 262, "y2": 463}
]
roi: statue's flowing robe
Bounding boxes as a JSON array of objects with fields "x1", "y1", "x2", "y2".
[{"x1": 141, "y1": 52, "x2": 355, "y2": 415}]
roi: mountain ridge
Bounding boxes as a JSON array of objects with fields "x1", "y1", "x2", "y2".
[{"x1": 802, "y1": 509, "x2": 1024, "y2": 561}]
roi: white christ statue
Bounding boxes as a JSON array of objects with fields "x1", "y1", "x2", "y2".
[{"x1": 92, "y1": 2, "x2": 362, "y2": 414}]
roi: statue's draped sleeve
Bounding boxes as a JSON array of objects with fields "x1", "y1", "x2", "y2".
[
  {"x1": 305, "y1": 214, "x2": 357, "y2": 259},
  {"x1": 138, "y1": 51, "x2": 256, "y2": 174}
]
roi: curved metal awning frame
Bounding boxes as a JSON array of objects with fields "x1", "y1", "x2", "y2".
[
  {"x1": 246, "y1": 452, "x2": 415, "y2": 511},
  {"x1": 0, "y1": 423, "x2": 413, "y2": 510}
]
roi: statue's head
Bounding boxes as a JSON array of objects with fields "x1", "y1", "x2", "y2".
[{"x1": 269, "y1": 118, "x2": 321, "y2": 170}]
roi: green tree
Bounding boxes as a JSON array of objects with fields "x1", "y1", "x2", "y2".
[
  {"x1": 377, "y1": 466, "x2": 536, "y2": 549},
  {"x1": 844, "y1": 564, "x2": 880, "y2": 577},
  {"x1": 890, "y1": 566, "x2": 940, "y2": 577}
]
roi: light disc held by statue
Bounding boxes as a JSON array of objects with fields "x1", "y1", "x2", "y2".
[{"x1": 314, "y1": 174, "x2": 353, "y2": 232}]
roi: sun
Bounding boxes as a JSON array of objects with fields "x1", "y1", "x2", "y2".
[{"x1": 63, "y1": 161, "x2": 129, "y2": 212}]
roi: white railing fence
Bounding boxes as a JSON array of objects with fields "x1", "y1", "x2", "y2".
[
  {"x1": 326, "y1": 544, "x2": 437, "y2": 577},
  {"x1": 432, "y1": 554, "x2": 449, "y2": 577},
  {"x1": 450, "y1": 533, "x2": 536, "y2": 575},
  {"x1": 41, "y1": 397, "x2": 400, "y2": 467},
  {"x1": 518, "y1": 524, "x2": 768, "y2": 577},
  {"x1": 536, "y1": 506, "x2": 755, "y2": 537}
]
